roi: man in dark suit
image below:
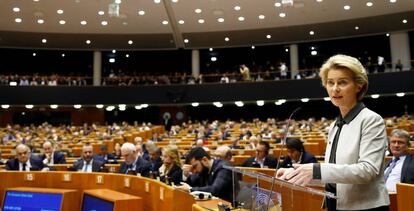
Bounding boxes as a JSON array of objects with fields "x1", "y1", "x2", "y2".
[
  {"x1": 119, "y1": 142, "x2": 151, "y2": 177},
  {"x1": 5, "y1": 144, "x2": 47, "y2": 171},
  {"x1": 146, "y1": 143, "x2": 163, "y2": 177},
  {"x1": 39, "y1": 141, "x2": 66, "y2": 165},
  {"x1": 96, "y1": 144, "x2": 117, "y2": 164},
  {"x1": 241, "y1": 141, "x2": 277, "y2": 168},
  {"x1": 279, "y1": 138, "x2": 317, "y2": 168},
  {"x1": 176, "y1": 147, "x2": 237, "y2": 202},
  {"x1": 385, "y1": 129, "x2": 414, "y2": 192},
  {"x1": 70, "y1": 143, "x2": 105, "y2": 172}
]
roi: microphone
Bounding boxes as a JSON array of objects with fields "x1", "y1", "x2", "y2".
[{"x1": 275, "y1": 107, "x2": 301, "y2": 170}]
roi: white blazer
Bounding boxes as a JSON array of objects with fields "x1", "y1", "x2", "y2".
[{"x1": 320, "y1": 107, "x2": 389, "y2": 210}]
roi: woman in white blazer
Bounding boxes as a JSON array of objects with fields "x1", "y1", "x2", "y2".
[{"x1": 277, "y1": 55, "x2": 389, "y2": 211}]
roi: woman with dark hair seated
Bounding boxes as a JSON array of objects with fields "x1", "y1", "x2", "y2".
[{"x1": 279, "y1": 138, "x2": 317, "y2": 168}]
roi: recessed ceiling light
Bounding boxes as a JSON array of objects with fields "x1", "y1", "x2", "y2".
[
  {"x1": 33, "y1": 0, "x2": 39, "y2": 2},
  {"x1": 50, "y1": 105, "x2": 58, "y2": 109},
  {"x1": 251, "y1": 46, "x2": 255, "y2": 49},
  {"x1": 266, "y1": 35, "x2": 271, "y2": 39},
  {"x1": 389, "y1": 0, "x2": 397, "y2": 3},
  {"x1": 171, "y1": 0, "x2": 178, "y2": 3},
  {"x1": 1, "y1": 105, "x2": 10, "y2": 109},
  {"x1": 324, "y1": 97, "x2": 330, "y2": 101},
  {"x1": 184, "y1": 39, "x2": 189, "y2": 43},
  {"x1": 402, "y1": 19, "x2": 408, "y2": 24},
  {"x1": 224, "y1": 37, "x2": 230, "y2": 42},
  {"x1": 371, "y1": 94, "x2": 380, "y2": 99},
  {"x1": 218, "y1": 18, "x2": 224, "y2": 23},
  {"x1": 178, "y1": 20, "x2": 185, "y2": 24},
  {"x1": 396, "y1": 92, "x2": 405, "y2": 97},
  {"x1": 275, "y1": 2, "x2": 282, "y2": 7},
  {"x1": 101, "y1": 21, "x2": 108, "y2": 26},
  {"x1": 86, "y1": 40, "x2": 91, "y2": 44},
  {"x1": 57, "y1": 9, "x2": 64, "y2": 14},
  {"x1": 366, "y1": 2, "x2": 373, "y2": 7},
  {"x1": 128, "y1": 40, "x2": 133, "y2": 45},
  {"x1": 25, "y1": 105, "x2": 34, "y2": 109},
  {"x1": 125, "y1": 54, "x2": 129, "y2": 58},
  {"x1": 311, "y1": 46, "x2": 315, "y2": 50},
  {"x1": 37, "y1": 19, "x2": 44, "y2": 24},
  {"x1": 198, "y1": 19, "x2": 205, "y2": 24},
  {"x1": 32, "y1": 53, "x2": 36, "y2": 56},
  {"x1": 195, "y1": 9, "x2": 202, "y2": 13},
  {"x1": 80, "y1": 20, "x2": 87, "y2": 25},
  {"x1": 234, "y1": 6, "x2": 241, "y2": 11},
  {"x1": 13, "y1": 7, "x2": 20, "y2": 12},
  {"x1": 316, "y1": 0, "x2": 323, "y2": 2},
  {"x1": 386, "y1": 33, "x2": 390, "y2": 36},
  {"x1": 209, "y1": 48, "x2": 213, "y2": 51},
  {"x1": 115, "y1": 0, "x2": 122, "y2": 4},
  {"x1": 311, "y1": 50, "x2": 318, "y2": 55},
  {"x1": 309, "y1": 31, "x2": 315, "y2": 35},
  {"x1": 109, "y1": 58, "x2": 115, "y2": 63},
  {"x1": 41, "y1": 39, "x2": 47, "y2": 43},
  {"x1": 279, "y1": 13, "x2": 286, "y2": 18},
  {"x1": 138, "y1": 10, "x2": 145, "y2": 15},
  {"x1": 154, "y1": 0, "x2": 161, "y2": 3},
  {"x1": 96, "y1": 104, "x2": 104, "y2": 109},
  {"x1": 355, "y1": 26, "x2": 359, "y2": 30},
  {"x1": 15, "y1": 18, "x2": 22, "y2": 23},
  {"x1": 112, "y1": 50, "x2": 116, "y2": 53},
  {"x1": 344, "y1": 5, "x2": 351, "y2": 10},
  {"x1": 74, "y1": 104, "x2": 82, "y2": 109},
  {"x1": 61, "y1": 54, "x2": 65, "y2": 57},
  {"x1": 285, "y1": 48, "x2": 289, "y2": 52},
  {"x1": 258, "y1": 15, "x2": 265, "y2": 20},
  {"x1": 59, "y1": 20, "x2": 66, "y2": 25},
  {"x1": 162, "y1": 20, "x2": 168, "y2": 25},
  {"x1": 211, "y1": 57, "x2": 217, "y2": 62},
  {"x1": 301, "y1": 98, "x2": 310, "y2": 102},
  {"x1": 238, "y1": 16, "x2": 245, "y2": 21},
  {"x1": 98, "y1": 11, "x2": 105, "y2": 15}
]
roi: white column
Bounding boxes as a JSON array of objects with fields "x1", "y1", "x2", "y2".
[
  {"x1": 289, "y1": 44, "x2": 299, "y2": 79},
  {"x1": 390, "y1": 32, "x2": 411, "y2": 71},
  {"x1": 192, "y1": 49, "x2": 200, "y2": 77},
  {"x1": 93, "y1": 51, "x2": 102, "y2": 86}
]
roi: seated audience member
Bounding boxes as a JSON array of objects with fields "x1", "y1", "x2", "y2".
[
  {"x1": 230, "y1": 137, "x2": 244, "y2": 149},
  {"x1": 146, "y1": 143, "x2": 163, "y2": 177},
  {"x1": 278, "y1": 138, "x2": 317, "y2": 168},
  {"x1": 114, "y1": 143, "x2": 122, "y2": 159},
  {"x1": 177, "y1": 147, "x2": 236, "y2": 202},
  {"x1": 158, "y1": 145, "x2": 183, "y2": 185},
  {"x1": 195, "y1": 139, "x2": 210, "y2": 152},
  {"x1": 120, "y1": 142, "x2": 151, "y2": 177},
  {"x1": 214, "y1": 146, "x2": 233, "y2": 162},
  {"x1": 385, "y1": 129, "x2": 414, "y2": 192},
  {"x1": 241, "y1": 141, "x2": 277, "y2": 168},
  {"x1": 6, "y1": 144, "x2": 47, "y2": 171},
  {"x1": 96, "y1": 145, "x2": 117, "y2": 164},
  {"x1": 135, "y1": 136, "x2": 149, "y2": 159},
  {"x1": 70, "y1": 143, "x2": 105, "y2": 172},
  {"x1": 39, "y1": 141, "x2": 66, "y2": 165}
]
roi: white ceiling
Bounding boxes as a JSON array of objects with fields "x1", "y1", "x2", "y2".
[{"x1": 0, "y1": 0, "x2": 413, "y2": 49}]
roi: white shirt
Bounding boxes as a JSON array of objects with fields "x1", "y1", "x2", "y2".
[
  {"x1": 385, "y1": 155, "x2": 406, "y2": 192},
  {"x1": 19, "y1": 160, "x2": 31, "y2": 171},
  {"x1": 43, "y1": 153, "x2": 54, "y2": 165},
  {"x1": 82, "y1": 160, "x2": 93, "y2": 173}
]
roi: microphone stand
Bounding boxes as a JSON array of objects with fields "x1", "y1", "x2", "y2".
[{"x1": 266, "y1": 107, "x2": 301, "y2": 210}]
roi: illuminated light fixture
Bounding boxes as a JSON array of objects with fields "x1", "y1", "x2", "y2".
[
  {"x1": 266, "y1": 35, "x2": 271, "y2": 39},
  {"x1": 275, "y1": 101, "x2": 283, "y2": 106},
  {"x1": 324, "y1": 97, "x2": 331, "y2": 101},
  {"x1": 386, "y1": 33, "x2": 390, "y2": 37},
  {"x1": 366, "y1": 2, "x2": 373, "y2": 7},
  {"x1": 257, "y1": 100, "x2": 265, "y2": 106},
  {"x1": 50, "y1": 104, "x2": 58, "y2": 109},
  {"x1": 301, "y1": 98, "x2": 310, "y2": 102},
  {"x1": 235, "y1": 101, "x2": 244, "y2": 107},
  {"x1": 59, "y1": 20, "x2": 66, "y2": 25},
  {"x1": 275, "y1": 2, "x2": 282, "y2": 7},
  {"x1": 317, "y1": 0, "x2": 323, "y2": 2},
  {"x1": 259, "y1": 15, "x2": 265, "y2": 20},
  {"x1": 106, "y1": 106, "x2": 115, "y2": 111},
  {"x1": 13, "y1": 7, "x2": 20, "y2": 12},
  {"x1": 128, "y1": 40, "x2": 133, "y2": 45},
  {"x1": 285, "y1": 48, "x2": 289, "y2": 52},
  {"x1": 74, "y1": 104, "x2": 82, "y2": 109},
  {"x1": 309, "y1": 31, "x2": 315, "y2": 35},
  {"x1": 277, "y1": 99, "x2": 287, "y2": 104},
  {"x1": 141, "y1": 104, "x2": 149, "y2": 108},
  {"x1": 371, "y1": 94, "x2": 380, "y2": 99},
  {"x1": 344, "y1": 5, "x2": 351, "y2": 10},
  {"x1": 109, "y1": 58, "x2": 115, "y2": 63},
  {"x1": 112, "y1": 50, "x2": 116, "y2": 53},
  {"x1": 198, "y1": 19, "x2": 205, "y2": 24},
  {"x1": 126, "y1": 54, "x2": 129, "y2": 58},
  {"x1": 311, "y1": 50, "x2": 318, "y2": 56},
  {"x1": 154, "y1": 0, "x2": 161, "y2": 4},
  {"x1": 118, "y1": 104, "x2": 126, "y2": 108},
  {"x1": 311, "y1": 46, "x2": 315, "y2": 50},
  {"x1": 80, "y1": 21, "x2": 87, "y2": 25},
  {"x1": 251, "y1": 46, "x2": 255, "y2": 49},
  {"x1": 115, "y1": 0, "x2": 122, "y2": 4},
  {"x1": 162, "y1": 20, "x2": 169, "y2": 25},
  {"x1": 195, "y1": 9, "x2": 202, "y2": 13},
  {"x1": 355, "y1": 26, "x2": 359, "y2": 30},
  {"x1": 396, "y1": 92, "x2": 405, "y2": 97},
  {"x1": 282, "y1": 0, "x2": 294, "y2": 6},
  {"x1": 178, "y1": 20, "x2": 185, "y2": 24},
  {"x1": 15, "y1": 18, "x2": 22, "y2": 23},
  {"x1": 224, "y1": 37, "x2": 230, "y2": 42},
  {"x1": 96, "y1": 104, "x2": 104, "y2": 109},
  {"x1": 402, "y1": 19, "x2": 408, "y2": 24},
  {"x1": 37, "y1": 19, "x2": 44, "y2": 24},
  {"x1": 86, "y1": 40, "x2": 91, "y2": 44},
  {"x1": 41, "y1": 39, "x2": 47, "y2": 43},
  {"x1": 213, "y1": 102, "x2": 223, "y2": 107},
  {"x1": 234, "y1": 6, "x2": 241, "y2": 11},
  {"x1": 135, "y1": 105, "x2": 142, "y2": 110},
  {"x1": 57, "y1": 9, "x2": 64, "y2": 14},
  {"x1": 184, "y1": 39, "x2": 189, "y2": 43},
  {"x1": 25, "y1": 105, "x2": 34, "y2": 109},
  {"x1": 389, "y1": 0, "x2": 397, "y2": 3},
  {"x1": 1, "y1": 105, "x2": 10, "y2": 109},
  {"x1": 98, "y1": 11, "x2": 105, "y2": 15},
  {"x1": 101, "y1": 21, "x2": 108, "y2": 26},
  {"x1": 33, "y1": 53, "x2": 37, "y2": 56},
  {"x1": 218, "y1": 18, "x2": 224, "y2": 23},
  {"x1": 171, "y1": 0, "x2": 178, "y2": 3},
  {"x1": 191, "y1": 102, "x2": 199, "y2": 107},
  {"x1": 138, "y1": 10, "x2": 145, "y2": 15},
  {"x1": 209, "y1": 48, "x2": 213, "y2": 51},
  {"x1": 238, "y1": 16, "x2": 245, "y2": 21},
  {"x1": 9, "y1": 82, "x2": 17, "y2": 86},
  {"x1": 61, "y1": 54, "x2": 65, "y2": 57},
  {"x1": 279, "y1": 13, "x2": 286, "y2": 18},
  {"x1": 211, "y1": 57, "x2": 217, "y2": 62},
  {"x1": 119, "y1": 107, "x2": 126, "y2": 111}
]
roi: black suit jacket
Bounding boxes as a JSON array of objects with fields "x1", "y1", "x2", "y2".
[
  {"x1": 186, "y1": 159, "x2": 236, "y2": 202},
  {"x1": 386, "y1": 153, "x2": 414, "y2": 184},
  {"x1": 159, "y1": 164, "x2": 182, "y2": 186},
  {"x1": 150, "y1": 157, "x2": 163, "y2": 174},
  {"x1": 119, "y1": 156, "x2": 151, "y2": 177},
  {"x1": 241, "y1": 156, "x2": 277, "y2": 169},
  {"x1": 39, "y1": 152, "x2": 66, "y2": 164},
  {"x1": 279, "y1": 151, "x2": 317, "y2": 168},
  {"x1": 5, "y1": 156, "x2": 45, "y2": 171},
  {"x1": 70, "y1": 159, "x2": 105, "y2": 172},
  {"x1": 96, "y1": 153, "x2": 118, "y2": 164}
]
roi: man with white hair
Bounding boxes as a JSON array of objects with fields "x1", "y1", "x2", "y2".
[
  {"x1": 6, "y1": 144, "x2": 47, "y2": 171},
  {"x1": 119, "y1": 142, "x2": 151, "y2": 177},
  {"x1": 214, "y1": 146, "x2": 232, "y2": 162}
]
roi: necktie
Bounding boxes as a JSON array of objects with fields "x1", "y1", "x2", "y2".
[
  {"x1": 384, "y1": 157, "x2": 400, "y2": 181},
  {"x1": 22, "y1": 163, "x2": 27, "y2": 171},
  {"x1": 83, "y1": 162, "x2": 90, "y2": 172},
  {"x1": 329, "y1": 120, "x2": 345, "y2": 164}
]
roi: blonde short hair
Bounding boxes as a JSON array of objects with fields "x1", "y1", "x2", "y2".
[
  {"x1": 162, "y1": 145, "x2": 182, "y2": 167},
  {"x1": 319, "y1": 54, "x2": 368, "y2": 100}
]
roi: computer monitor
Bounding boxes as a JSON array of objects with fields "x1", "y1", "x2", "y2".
[
  {"x1": 2, "y1": 190, "x2": 63, "y2": 211},
  {"x1": 81, "y1": 193, "x2": 114, "y2": 211}
]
